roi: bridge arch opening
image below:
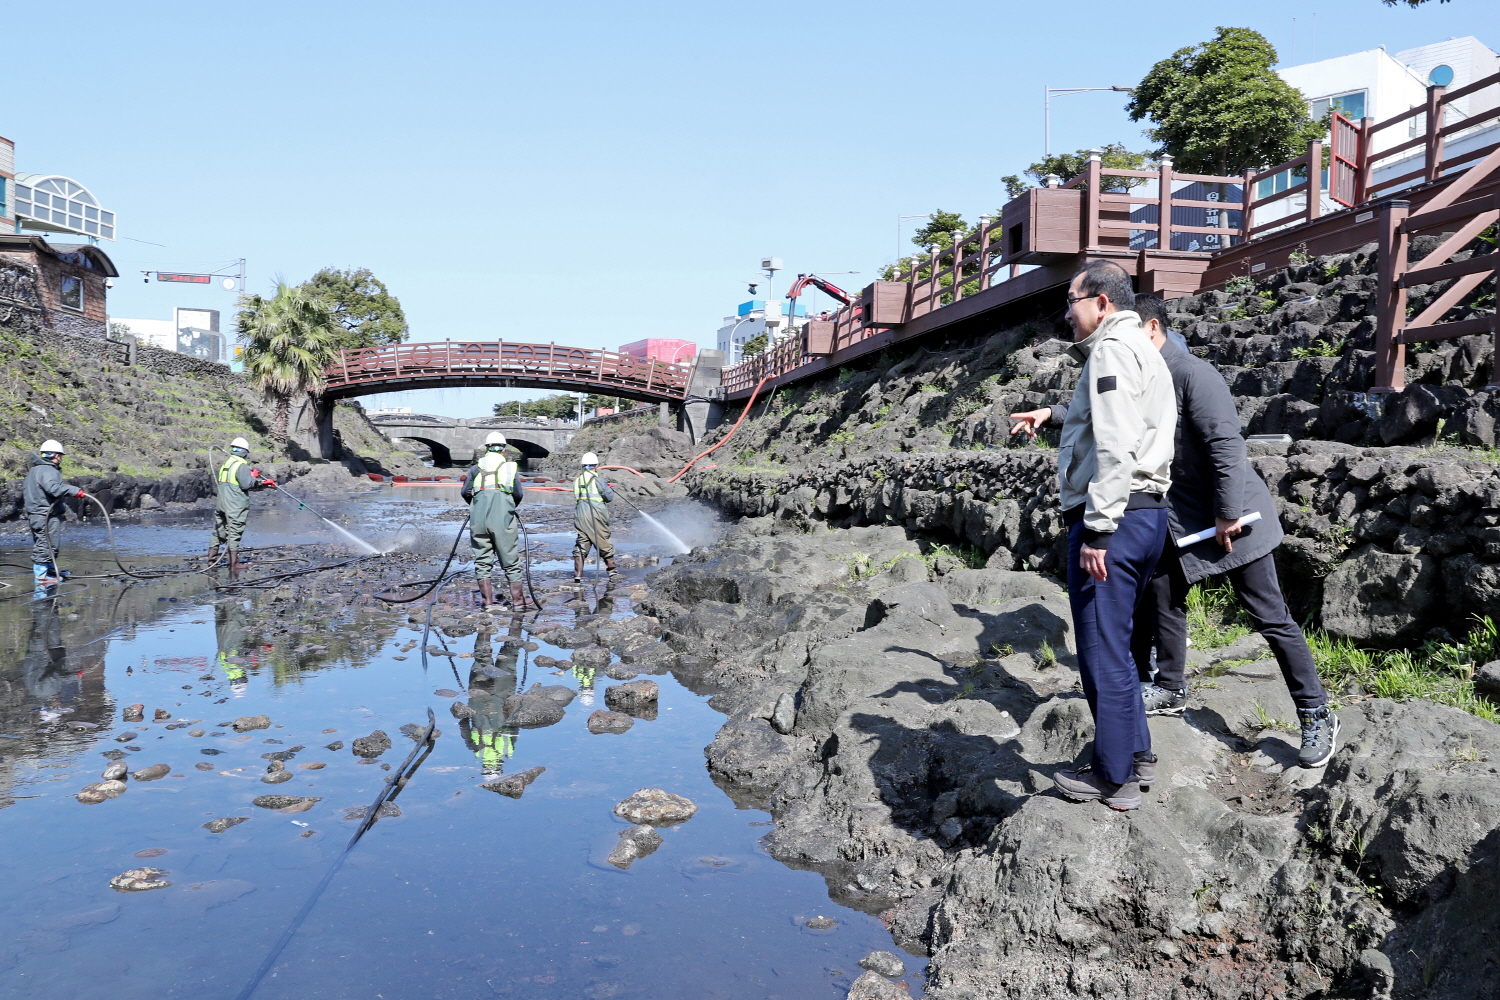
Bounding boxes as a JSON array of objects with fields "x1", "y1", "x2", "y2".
[{"x1": 393, "y1": 436, "x2": 453, "y2": 467}]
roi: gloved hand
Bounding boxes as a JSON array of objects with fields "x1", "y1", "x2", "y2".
[
  {"x1": 75, "y1": 489, "x2": 87, "y2": 498},
  {"x1": 250, "y1": 468, "x2": 262, "y2": 478},
  {"x1": 259, "y1": 479, "x2": 277, "y2": 488}
]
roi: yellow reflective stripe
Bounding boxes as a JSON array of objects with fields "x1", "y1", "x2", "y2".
[
  {"x1": 574, "y1": 472, "x2": 603, "y2": 502},
  {"x1": 217, "y1": 456, "x2": 247, "y2": 484},
  {"x1": 476, "y1": 455, "x2": 517, "y2": 493}
]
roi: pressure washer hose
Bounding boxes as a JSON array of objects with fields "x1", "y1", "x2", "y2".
[{"x1": 667, "y1": 375, "x2": 770, "y2": 483}]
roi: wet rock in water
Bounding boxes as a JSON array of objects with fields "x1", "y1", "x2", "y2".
[
  {"x1": 252, "y1": 795, "x2": 320, "y2": 810},
  {"x1": 324, "y1": 741, "x2": 344, "y2": 751},
  {"x1": 533, "y1": 656, "x2": 557, "y2": 670},
  {"x1": 449, "y1": 701, "x2": 475, "y2": 720},
  {"x1": 606, "y1": 824, "x2": 663, "y2": 869},
  {"x1": 572, "y1": 646, "x2": 612, "y2": 669},
  {"x1": 133, "y1": 848, "x2": 168, "y2": 858},
  {"x1": 110, "y1": 868, "x2": 170, "y2": 892},
  {"x1": 69, "y1": 721, "x2": 100, "y2": 731},
  {"x1": 194, "y1": 762, "x2": 215, "y2": 771},
  {"x1": 262, "y1": 770, "x2": 293, "y2": 785},
  {"x1": 122, "y1": 704, "x2": 145, "y2": 722},
  {"x1": 805, "y1": 916, "x2": 838, "y2": 930},
  {"x1": 153, "y1": 709, "x2": 171, "y2": 721},
  {"x1": 321, "y1": 728, "x2": 338, "y2": 734},
  {"x1": 76, "y1": 790, "x2": 107, "y2": 804},
  {"x1": 101, "y1": 749, "x2": 127, "y2": 761},
  {"x1": 189, "y1": 729, "x2": 205, "y2": 738},
  {"x1": 131, "y1": 764, "x2": 171, "y2": 782},
  {"x1": 613, "y1": 788, "x2": 697, "y2": 826},
  {"x1": 604, "y1": 680, "x2": 658, "y2": 715},
  {"x1": 603, "y1": 663, "x2": 640, "y2": 681},
  {"x1": 858, "y1": 951, "x2": 907, "y2": 978},
  {"x1": 82, "y1": 779, "x2": 129, "y2": 799},
  {"x1": 587, "y1": 710, "x2": 634, "y2": 735},
  {"x1": 102, "y1": 762, "x2": 128, "y2": 781},
  {"x1": 351, "y1": 731, "x2": 391, "y2": 758},
  {"x1": 230, "y1": 715, "x2": 271, "y2": 733},
  {"x1": 522, "y1": 641, "x2": 539, "y2": 652},
  {"x1": 203, "y1": 816, "x2": 249, "y2": 836},
  {"x1": 433, "y1": 688, "x2": 460, "y2": 698},
  {"x1": 298, "y1": 762, "x2": 325, "y2": 770},
  {"x1": 115, "y1": 732, "x2": 137, "y2": 743},
  {"x1": 480, "y1": 766, "x2": 546, "y2": 799},
  {"x1": 399, "y1": 723, "x2": 433, "y2": 742},
  {"x1": 847, "y1": 970, "x2": 907, "y2": 998},
  {"x1": 199, "y1": 748, "x2": 223, "y2": 756},
  {"x1": 341, "y1": 802, "x2": 402, "y2": 821},
  {"x1": 261, "y1": 751, "x2": 296, "y2": 762},
  {"x1": 503, "y1": 688, "x2": 568, "y2": 728}
]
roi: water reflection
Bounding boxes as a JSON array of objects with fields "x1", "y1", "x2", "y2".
[{"x1": 461, "y1": 623, "x2": 521, "y2": 779}]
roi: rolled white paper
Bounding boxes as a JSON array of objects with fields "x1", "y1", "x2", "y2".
[{"x1": 1175, "y1": 510, "x2": 1262, "y2": 548}]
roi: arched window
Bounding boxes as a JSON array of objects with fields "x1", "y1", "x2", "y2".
[{"x1": 13, "y1": 174, "x2": 115, "y2": 240}]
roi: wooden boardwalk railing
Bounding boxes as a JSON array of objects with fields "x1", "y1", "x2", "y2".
[{"x1": 322, "y1": 341, "x2": 693, "y2": 401}]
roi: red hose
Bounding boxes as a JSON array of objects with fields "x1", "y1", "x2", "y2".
[{"x1": 667, "y1": 376, "x2": 770, "y2": 484}]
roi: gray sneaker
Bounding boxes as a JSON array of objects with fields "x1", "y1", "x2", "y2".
[
  {"x1": 1142, "y1": 683, "x2": 1189, "y2": 716},
  {"x1": 1298, "y1": 705, "x2": 1341, "y2": 768},
  {"x1": 1133, "y1": 751, "x2": 1158, "y2": 789},
  {"x1": 1054, "y1": 765, "x2": 1141, "y2": 810}
]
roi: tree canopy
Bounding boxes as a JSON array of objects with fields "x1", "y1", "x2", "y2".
[
  {"x1": 1127, "y1": 27, "x2": 1325, "y2": 176},
  {"x1": 1002, "y1": 143, "x2": 1152, "y2": 199},
  {"x1": 1382, "y1": 0, "x2": 1450, "y2": 5},
  {"x1": 237, "y1": 282, "x2": 342, "y2": 441},
  {"x1": 299, "y1": 267, "x2": 409, "y2": 352}
]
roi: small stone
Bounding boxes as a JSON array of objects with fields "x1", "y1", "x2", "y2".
[
  {"x1": 81, "y1": 780, "x2": 129, "y2": 798},
  {"x1": 340, "y1": 802, "x2": 401, "y2": 821},
  {"x1": 298, "y1": 762, "x2": 325, "y2": 770},
  {"x1": 153, "y1": 709, "x2": 171, "y2": 721},
  {"x1": 131, "y1": 764, "x2": 171, "y2": 782},
  {"x1": 133, "y1": 848, "x2": 167, "y2": 858},
  {"x1": 263, "y1": 770, "x2": 293, "y2": 784},
  {"x1": 604, "y1": 680, "x2": 658, "y2": 714},
  {"x1": 480, "y1": 766, "x2": 546, "y2": 799},
  {"x1": 76, "y1": 790, "x2": 107, "y2": 805},
  {"x1": 325, "y1": 741, "x2": 344, "y2": 751},
  {"x1": 189, "y1": 729, "x2": 205, "y2": 738},
  {"x1": 194, "y1": 762, "x2": 214, "y2": 771},
  {"x1": 858, "y1": 951, "x2": 907, "y2": 978},
  {"x1": 252, "y1": 795, "x2": 320, "y2": 810},
  {"x1": 110, "y1": 868, "x2": 170, "y2": 892},
  {"x1": 770, "y1": 692, "x2": 797, "y2": 734},
  {"x1": 200, "y1": 748, "x2": 223, "y2": 755},
  {"x1": 804, "y1": 916, "x2": 838, "y2": 930},
  {"x1": 321, "y1": 728, "x2": 338, "y2": 734},
  {"x1": 230, "y1": 715, "x2": 271, "y2": 732},
  {"x1": 122, "y1": 704, "x2": 145, "y2": 722},
  {"x1": 613, "y1": 788, "x2": 697, "y2": 826},
  {"x1": 606, "y1": 824, "x2": 663, "y2": 869},
  {"x1": 847, "y1": 969, "x2": 908, "y2": 998},
  {"x1": 587, "y1": 710, "x2": 633, "y2": 735},
  {"x1": 115, "y1": 732, "x2": 136, "y2": 743},
  {"x1": 102, "y1": 762, "x2": 128, "y2": 781},
  {"x1": 449, "y1": 701, "x2": 475, "y2": 720},
  {"x1": 351, "y1": 731, "x2": 391, "y2": 758}
]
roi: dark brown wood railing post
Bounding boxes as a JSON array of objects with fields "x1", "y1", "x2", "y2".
[
  {"x1": 1307, "y1": 139, "x2": 1323, "y2": 223},
  {"x1": 1424, "y1": 85, "x2": 1446, "y2": 183},
  {"x1": 1355, "y1": 117, "x2": 1374, "y2": 205},
  {"x1": 978, "y1": 217, "x2": 993, "y2": 291},
  {"x1": 1373, "y1": 199, "x2": 1411, "y2": 392},
  {"x1": 1157, "y1": 155, "x2": 1173, "y2": 251},
  {"x1": 1240, "y1": 168, "x2": 1256, "y2": 243},
  {"x1": 340, "y1": 351, "x2": 350, "y2": 384},
  {"x1": 1084, "y1": 150, "x2": 1102, "y2": 251}
]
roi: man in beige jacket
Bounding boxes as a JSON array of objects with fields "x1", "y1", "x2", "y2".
[{"x1": 1012, "y1": 260, "x2": 1176, "y2": 810}]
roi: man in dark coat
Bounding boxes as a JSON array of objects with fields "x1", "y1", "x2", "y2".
[
  {"x1": 24, "y1": 439, "x2": 84, "y2": 586},
  {"x1": 1011, "y1": 295, "x2": 1339, "y2": 769}
]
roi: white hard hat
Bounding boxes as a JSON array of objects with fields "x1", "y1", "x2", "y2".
[
  {"x1": 230, "y1": 437, "x2": 250, "y2": 450},
  {"x1": 581, "y1": 453, "x2": 599, "y2": 466},
  {"x1": 39, "y1": 439, "x2": 64, "y2": 455},
  {"x1": 485, "y1": 432, "x2": 507, "y2": 446}
]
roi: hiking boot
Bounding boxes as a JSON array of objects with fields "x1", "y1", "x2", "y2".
[
  {"x1": 1134, "y1": 751, "x2": 1158, "y2": 789},
  {"x1": 1298, "y1": 705, "x2": 1341, "y2": 768},
  {"x1": 1142, "y1": 682, "x2": 1189, "y2": 716},
  {"x1": 1054, "y1": 765, "x2": 1141, "y2": 811}
]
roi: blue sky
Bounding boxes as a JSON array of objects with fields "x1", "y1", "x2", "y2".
[{"x1": 9, "y1": 0, "x2": 1488, "y2": 417}]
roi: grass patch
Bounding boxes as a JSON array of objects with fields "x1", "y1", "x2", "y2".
[
  {"x1": 1308, "y1": 617, "x2": 1500, "y2": 724},
  {"x1": 922, "y1": 541, "x2": 986, "y2": 572},
  {"x1": 1187, "y1": 582, "x2": 1251, "y2": 649}
]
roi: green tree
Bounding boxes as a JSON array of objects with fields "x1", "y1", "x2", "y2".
[
  {"x1": 1127, "y1": 27, "x2": 1325, "y2": 176},
  {"x1": 237, "y1": 281, "x2": 342, "y2": 443},
  {"x1": 492, "y1": 393, "x2": 579, "y2": 419},
  {"x1": 1382, "y1": 0, "x2": 1451, "y2": 4},
  {"x1": 740, "y1": 332, "x2": 768, "y2": 357},
  {"x1": 300, "y1": 267, "x2": 409, "y2": 352},
  {"x1": 1026, "y1": 143, "x2": 1151, "y2": 190}
]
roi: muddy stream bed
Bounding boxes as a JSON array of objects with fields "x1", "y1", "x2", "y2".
[{"x1": 0, "y1": 483, "x2": 924, "y2": 998}]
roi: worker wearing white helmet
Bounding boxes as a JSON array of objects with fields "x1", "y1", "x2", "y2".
[
  {"x1": 572, "y1": 452, "x2": 619, "y2": 584},
  {"x1": 23, "y1": 440, "x2": 85, "y2": 586},
  {"x1": 460, "y1": 431, "x2": 529, "y2": 608},
  {"x1": 210, "y1": 436, "x2": 276, "y2": 579}
]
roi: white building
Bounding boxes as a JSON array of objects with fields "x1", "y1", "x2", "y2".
[
  {"x1": 111, "y1": 308, "x2": 226, "y2": 363},
  {"x1": 715, "y1": 298, "x2": 807, "y2": 365}
]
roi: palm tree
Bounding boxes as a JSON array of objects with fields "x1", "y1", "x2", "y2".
[{"x1": 237, "y1": 281, "x2": 341, "y2": 443}]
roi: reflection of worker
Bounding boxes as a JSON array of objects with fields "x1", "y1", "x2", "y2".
[
  {"x1": 210, "y1": 437, "x2": 276, "y2": 579},
  {"x1": 460, "y1": 623, "x2": 521, "y2": 779},
  {"x1": 215, "y1": 600, "x2": 251, "y2": 696},
  {"x1": 570, "y1": 661, "x2": 597, "y2": 707},
  {"x1": 572, "y1": 453, "x2": 620, "y2": 583},
  {"x1": 23, "y1": 600, "x2": 75, "y2": 713},
  {"x1": 461, "y1": 432, "x2": 529, "y2": 609},
  {"x1": 24, "y1": 440, "x2": 85, "y2": 587}
]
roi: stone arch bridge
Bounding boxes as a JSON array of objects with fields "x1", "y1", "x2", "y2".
[{"x1": 367, "y1": 413, "x2": 575, "y2": 466}]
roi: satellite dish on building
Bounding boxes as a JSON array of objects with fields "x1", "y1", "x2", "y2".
[{"x1": 1429, "y1": 64, "x2": 1455, "y2": 87}]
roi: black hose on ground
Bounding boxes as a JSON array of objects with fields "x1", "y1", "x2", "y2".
[
  {"x1": 373, "y1": 520, "x2": 470, "y2": 605},
  {"x1": 232, "y1": 708, "x2": 439, "y2": 1000}
]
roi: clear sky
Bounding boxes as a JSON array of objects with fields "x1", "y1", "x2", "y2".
[{"x1": 8, "y1": 0, "x2": 1488, "y2": 417}]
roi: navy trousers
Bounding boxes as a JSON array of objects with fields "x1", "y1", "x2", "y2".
[{"x1": 1067, "y1": 507, "x2": 1168, "y2": 786}]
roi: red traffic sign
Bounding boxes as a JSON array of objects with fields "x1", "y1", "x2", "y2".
[{"x1": 156, "y1": 272, "x2": 212, "y2": 284}]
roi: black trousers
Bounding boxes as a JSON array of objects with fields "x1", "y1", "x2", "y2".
[{"x1": 1130, "y1": 542, "x2": 1327, "y2": 711}]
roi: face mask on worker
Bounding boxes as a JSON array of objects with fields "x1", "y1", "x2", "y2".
[
  {"x1": 582, "y1": 464, "x2": 597, "y2": 471},
  {"x1": 231, "y1": 447, "x2": 249, "y2": 458},
  {"x1": 42, "y1": 452, "x2": 62, "y2": 464},
  {"x1": 488, "y1": 444, "x2": 505, "y2": 453}
]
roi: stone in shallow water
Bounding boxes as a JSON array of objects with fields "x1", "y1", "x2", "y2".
[
  {"x1": 153, "y1": 709, "x2": 171, "y2": 721},
  {"x1": 351, "y1": 731, "x2": 391, "y2": 757},
  {"x1": 110, "y1": 868, "x2": 170, "y2": 892},
  {"x1": 76, "y1": 790, "x2": 107, "y2": 805},
  {"x1": 102, "y1": 762, "x2": 128, "y2": 781},
  {"x1": 480, "y1": 766, "x2": 546, "y2": 799},
  {"x1": 587, "y1": 711, "x2": 633, "y2": 735},
  {"x1": 252, "y1": 795, "x2": 320, "y2": 810},
  {"x1": 131, "y1": 764, "x2": 170, "y2": 782},
  {"x1": 122, "y1": 704, "x2": 144, "y2": 722},
  {"x1": 340, "y1": 802, "x2": 402, "y2": 821},
  {"x1": 604, "y1": 680, "x2": 658, "y2": 714},
  {"x1": 606, "y1": 824, "x2": 663, "y2": 869},
  {"x1": 262, "y1": 770, "x2": 293, "y2": 785},
  {"x1": 81, "y1": 780, "x2": 128, "y2": 799},
  {"x1": 847, "y1": 970, "x2": 907, "y2": 998},
  {"x1": 194, "y1": 762, "x2": 215, "y2": 771},
  {"x1": 612, "y1": 788, "x2": 697, "y2": 826},
  {"x1": 325, "y1": 741, "x2": 344, "y2": 751},
  {"x1": 858, "y1": 951, "x2": 907, "y2": 978},
  {"x1": 115, "y1": 732, "x2": 136, "y2": 743},
  {"x1": 230, "y1": 715, "x2": 271, "y2": 732}
]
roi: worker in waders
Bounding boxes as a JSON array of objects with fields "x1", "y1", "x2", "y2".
[
  {"x1": 459, "y1": 621, "x2": 521, "y2": 779},
  {"x1": 572, "y1": 453, "x2": 621, "y2": 584},
  {"x1": 24, "y1": 440, "x2": 85, "y2": 587},
  {"x1": 461, "y1": 431, "x2": 529, "y2": 609},
  {"x1": 210, "y1": 437, "x2": 276, "y2": 579}
]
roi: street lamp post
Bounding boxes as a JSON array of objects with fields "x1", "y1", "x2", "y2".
[{"x1": 1044, "y1": 85, "x2": 1134, "y2": 156}]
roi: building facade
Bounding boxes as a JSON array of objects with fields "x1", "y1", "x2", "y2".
[
  {"x1": 715, "y1": 299, "x2": 806, "y2": 364},
  {"x1": 0, "y1": 235, "x2": 117, "y2": 338},
  {"x1": 618, "y1": 337, "x2": 698, "y2": 365}
]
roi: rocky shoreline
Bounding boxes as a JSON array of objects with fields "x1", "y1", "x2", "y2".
[{"x1": 635, "y1": 517, "x2": 1500, "y2": 999}]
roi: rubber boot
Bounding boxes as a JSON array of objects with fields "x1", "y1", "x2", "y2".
[
  {"x1": 573, "y1": 556, "x2": 584, "y2": 583},
  {"x1": 478, "y1": 580, "x2": 495, "y2": 608},
  {"x1": 207, "y1": 545, "x2": 220, "y2": 564},
  {"x1": 228, "y1": 549, "x2": 241, "y2": 580},
  {"x1": 33, "y1": 563, "x2": 58, "y2": 586},
  {"x1": 509, "y1": 582, "x2": 529, "y2": 609},
  {"x1": 605, "y1": 558, "x2": 623, "y2": 582}
]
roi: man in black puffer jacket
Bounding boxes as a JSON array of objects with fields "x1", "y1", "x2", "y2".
[{"x1": 23, "y1": 440, "x2": 84, "y2": 586}]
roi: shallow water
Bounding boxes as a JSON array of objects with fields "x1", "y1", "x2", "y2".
[{"x1": 0, "y1": 488, "x2": 924, "y2": 998}]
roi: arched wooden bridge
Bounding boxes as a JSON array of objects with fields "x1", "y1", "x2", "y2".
[{"x1": 321, "y1": 340, "x2": 693, "y2": 403}]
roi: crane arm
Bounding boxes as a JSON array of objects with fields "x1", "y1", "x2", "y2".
[{"x1": 784, "y1": 273, "x2": 852, "y2": 307}]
